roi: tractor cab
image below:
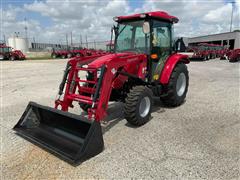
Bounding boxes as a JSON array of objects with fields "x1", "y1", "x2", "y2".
[
  {"x1": 0, "y1": 45, "x2": 12, "y2": 60},
  {"x1": 113, "y1": 11, "x2": 178, "y2": 81}
]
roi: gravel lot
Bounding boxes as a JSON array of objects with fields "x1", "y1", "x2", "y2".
[{"x1": 1, "y1": 59, "x2": 239, "y2": 179}]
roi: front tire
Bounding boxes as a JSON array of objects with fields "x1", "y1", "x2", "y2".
[
  {"x1": 52, "y1": 54, "x2": 57, "y2": 59},
  {"x1": 161, "y1": 63, "x2": 189, "y2": 107},
  {"x1": 203, "y1": 56, "x2": 207, "y2": 61},
  {"x1": 124, "y1": 86, "x2": 153, "y2": 126},
  {"x1": 0, "y1": 55, "x2": 4, "y2": 60}
]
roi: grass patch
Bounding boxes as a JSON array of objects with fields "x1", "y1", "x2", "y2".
[{"x1": 26, "y1": 55, "x2": 53, "y2": 60}]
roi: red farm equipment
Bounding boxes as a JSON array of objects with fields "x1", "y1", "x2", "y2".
[
  {"x1": 14, "y1": 11, "x2": 190, "y2": 165},
  {"x1": 228, "y1": 49, "x2": 240, "y2": 62},
  {"x1": 190, "y1": 43, "x2": 210, "y2": 60},
  {"x1": 190, "y1": 43, "x2": 225, "y2": 61},
  {"x1": 51, "y1": 48, "x2": 69, "y2": 59},
  {"x1": 0, "y1": 44, "x2": 25, "y2": 60},
  {"x1": 219, "y1": 47, "x2": 229, "y2": 60},
  {"x1": 52, "y1": 47, "x2": 108, "y2": 59}
]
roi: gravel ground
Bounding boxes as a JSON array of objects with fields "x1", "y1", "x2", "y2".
[{"x1": 1, "y1": 59, "x2": 239, "y2": 179}]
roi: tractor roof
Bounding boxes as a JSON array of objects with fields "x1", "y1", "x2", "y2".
[{"x1": 115, "y1": 11, "x2": 179, "y2": 23}]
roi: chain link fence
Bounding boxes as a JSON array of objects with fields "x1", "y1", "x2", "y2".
[{"x1": 30, "y1": 40, "x2": 111, "y2": 52}]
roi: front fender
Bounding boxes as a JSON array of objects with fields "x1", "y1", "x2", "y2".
[{"x1": 160, "y1": 53, "x2": 189, "y2": 84}]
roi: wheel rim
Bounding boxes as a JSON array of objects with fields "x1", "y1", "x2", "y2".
[
  {"x1": 176, "y1": 72, "x2": 186, "y2": 97},
  {"x1": 139, "y1": 96, "x2": 151, "y2": 118}
]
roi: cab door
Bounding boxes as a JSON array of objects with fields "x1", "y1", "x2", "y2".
[{"x1": 151, "y1": 21, "x2": 172, "y2": 81}]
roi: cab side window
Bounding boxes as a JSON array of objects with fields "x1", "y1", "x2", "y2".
[{"x1": 152, "y1": 21, "x2": 172, "y2": 55}]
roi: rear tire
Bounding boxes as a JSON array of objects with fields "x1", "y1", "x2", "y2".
[
  {"x1": 124, "y1": 86, "x2": 153, "y2": 126},
  {"x1": 161, "y1": 63, "x2": 189, "y2": 107},
  {"x1": 10, "y1": 56, "x2": 15, "y2": 61}
]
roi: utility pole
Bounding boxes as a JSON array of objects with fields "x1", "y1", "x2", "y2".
[
  {"x1": 80, "y1": 34, "x2": 82, "y2": 47},
  {"x1": 230, "y1": 2, "x2": 234, "y2": 32},
  {"x1": 3, "y1": 34, "x2": 6, "y2": 44},
  {"x1": 24, "y1": 17, "x2": 28, "y2": 39},
  {"x1": 66, "y1": 33, "x2": 68, "y2": 48},
  {"x1": 70, "y1": 31, "x2": 73, "y2": 46},
  {"x1": 86, "y1": 35, "x2": 88, "y2": 48},
  {"x1": 94, "y1": 40, "x2": 96, "y2": 49}
]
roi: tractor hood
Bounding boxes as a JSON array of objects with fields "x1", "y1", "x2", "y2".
[{"x1": 87, "y1": 52, "x2": 138, "y2": 69}]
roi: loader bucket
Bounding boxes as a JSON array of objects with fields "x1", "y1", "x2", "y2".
[{"x1": 13, "y1": 102, "x2": 104, "y2": 165}]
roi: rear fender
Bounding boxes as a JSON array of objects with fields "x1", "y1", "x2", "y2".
[{"x1": 160, "y1": 53, "x2": 189, "y2": 84}]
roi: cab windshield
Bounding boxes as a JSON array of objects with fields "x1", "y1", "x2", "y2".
[
  {"x1": 115, "y1": 20, "x2": 150, "y2": 54},
  {"x1": 0, "y1": 47, "x2": 11, "y2": 53}
]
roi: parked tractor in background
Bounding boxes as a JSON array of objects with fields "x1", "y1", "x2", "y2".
[
  {"x1": 189, "y1": 43, "x2": 225, "y2": 61},
  {"x1": 51, "y1": 48, "x2": 69, "y2": 59},
  {"x1": 52, "y1": 47, "x2": 108, "y2": 59},
  {"x1": 228, "y1": 49, "x2": 240, "y2": 62},
  {"x1": 0, "y1": 44, "x2": 25, "y2": 60},
  {"x1": 190, "y1": 43, "x2": 211, "y2": 60},
  {"x1": 14, "y1": 11, "x2": 190, "y2": 165},
  {"x1": 219, "y1": 47, "x2": 229, "y2": 60},
  {"x1": 208, "y1": 44, "x2": 224, "y2": 59}
]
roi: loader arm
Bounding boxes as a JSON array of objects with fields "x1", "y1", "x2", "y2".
[{"x1": 56, "y1": 53, "x2": 147, "y2": 121}]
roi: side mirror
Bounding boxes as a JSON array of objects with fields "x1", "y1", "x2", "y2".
[{"x1": 142, "y1": 21, "x2": 150, "y2": 34}]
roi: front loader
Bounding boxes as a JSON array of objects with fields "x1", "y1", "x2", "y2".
[{"x1": 14, "y1": 11, "x2": 190, "y2": 165}]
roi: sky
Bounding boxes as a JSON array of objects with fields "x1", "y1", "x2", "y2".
[{"x1": 0, "y1": 0, "x2": 239, "y2": 44}]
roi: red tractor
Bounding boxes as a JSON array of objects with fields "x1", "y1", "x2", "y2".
[
  {"x1": 219, "y1": 47, "x2": 229, "y2": 60},
  {"x1": 228, "y1": 49, "x2": 240, "y2": 62},
  {"x1": 14, "y1": 11, "x2": 189, "y2": 165},
  {"x1": 51, "y1": 48, "x2": 69, "y2": 59},
  {"x1": 0, "y1": 44, "x2": 25, "y2": 60},
  {"x1": 190, "y1": 43, "x2": 210, "y2": 60}
]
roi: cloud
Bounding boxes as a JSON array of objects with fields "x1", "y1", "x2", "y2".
[
  {"x1": 134, "y1": 0, "x2": 239, "y2": 37},
  {"x1": 1, "y1": 0, "x2": 239, "y2": 45},
  {"x1": 21, "y1": 0, "x2": 129, "y2": 43}
]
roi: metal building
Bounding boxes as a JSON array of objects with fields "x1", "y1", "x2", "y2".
[{"x1": 187, "y1": 31, "x2": 240, "y2": 49}]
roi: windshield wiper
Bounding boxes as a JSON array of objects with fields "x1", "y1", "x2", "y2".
[{"x1": 118, "y1": 25, "x2": 127, "y2": 36}]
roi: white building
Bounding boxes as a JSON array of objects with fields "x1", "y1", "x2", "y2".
[
  {"x1": 187, "y1": 31, "x2": 240, "y2": 50},
  {"x1": 8, "y1": 36, "x2": 29, "y2": 53}
]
